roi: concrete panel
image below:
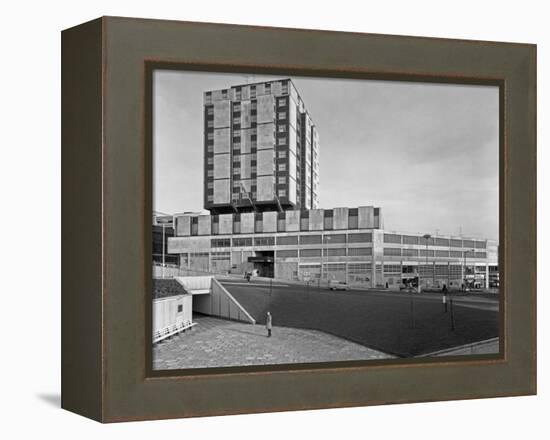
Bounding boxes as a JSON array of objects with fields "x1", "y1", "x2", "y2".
[
  {"x1": 213, "y1": 128, "x2": 230, "y2": 154},
  {"x1": 358, "y1": 206, "x2": 374, "y2": 229},
  {"x1": 334, "y1": 207, "x2": 349, "y2": 230},
  {"x1": 257, "y1": 94, "x2": 275, "y2": 124},
  {"x1": 257, "y1": 149, "x2": 274, "y2": 176},
  {"x1": 218, "y1": 214, "x2": 233, "y2": 234},
  {"x1": 240, "y1": 212, "x2": 255, "y2": 233},
  {"x1": 197, "y1": 215, "x2": 211, "y2": 236},
  {"x1": 288, "y1": 126, "x2": 297, "y2": 156},
  {"x1": 240, "y1": 100, "x2": 252, "y2": 129},
  {"x1": 257, "y1": 122, "x2": 275, "y2": 150},
  {"x1": 289, "y1": 98, "x2": 297, "y2": 129},
  {"x1": 167, "y1": 236, "x2": 210, "y2": 253},
  {"x1": 288, "y1": 176, "x2": 297, "y2": 205},
  {"x1": 271, "y1": 81, "x2": 282, "y2": 96},
  {"x1": 240, "y1": 154, "x2": 252, "y2": 179},
  {"x1": 309, "y1": 209, "x2": 324, "y2": 231},
  {"x1": 263, "y1": 211, "x2": 278, "y2": 233},
  {"x1": 213, "y1": 100, "x2": 230, "y2": 128},
  {"x1": 257, "y1": 175, "x2": 274, "y2": 201},
  {"x1": 288, "y1": 150, "x2": 297, "y2": 180},
  {"x1": 241, "y1": 87, "x2": 250, "y2": 101},
  {"x1": 241, "y1": 128, "x2": 252, "y2": 154},
  {"x1": 213, "y1": 179, "x2": 230, "y2": 204},
  {"x1": 213, "y1": 154, "x2": 230, "y2": 179},
  {"x1": 175, "y1": 215, "x2": 191, "y2": 236},
  {"x1": 285, "y1": 210, "x2": 300, "y2": 232}
]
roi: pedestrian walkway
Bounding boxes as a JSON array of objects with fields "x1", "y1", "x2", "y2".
[{"x1": 153, "y1": 316, "x2": 392, "y2": 370}]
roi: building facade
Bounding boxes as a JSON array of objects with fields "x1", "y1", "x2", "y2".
[
  {"x1": 204, "y1": 78, "x2": 320, "y2": 214},
  {"x1": 167, "y1": 207, "x2": 498, "y2": 290}
]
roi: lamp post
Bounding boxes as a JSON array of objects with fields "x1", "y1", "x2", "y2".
[
  {"x1": 321, "y1": 235, "x2": 331, "y2": 286},
  {"x1": 421, "y1": 234, "x2": 432, "y2": 292}
]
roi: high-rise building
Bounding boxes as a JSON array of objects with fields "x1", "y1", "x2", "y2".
[{"x1": 203, "y1": 78, "x2": 319, "y2": 214}]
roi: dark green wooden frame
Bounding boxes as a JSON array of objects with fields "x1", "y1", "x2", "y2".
[{"x1": 61, "y1": 16, "x2": 536, "y2": 422}]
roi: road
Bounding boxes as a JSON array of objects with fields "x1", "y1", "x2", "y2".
[{"x1": 220, "y1": 280, "x2": 500, "y2": 357}]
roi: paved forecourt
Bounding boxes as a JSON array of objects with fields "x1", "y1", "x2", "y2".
[
  {"x1": 220, "y1": 280, "x2": 500, "y2": 357},
  {"x1": 153, "y1": 316, "x2": 392, "y2": 370}
]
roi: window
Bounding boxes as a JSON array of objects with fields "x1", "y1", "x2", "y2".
[
  {"x1": 279, "y1": 164, "x2": 287, "y2": 172},
  {"x1": 324, "y1": 248, "x2": 346, "y2": 257},
  {"x1": 232, "y1": 237, "x2": 253, "y2": 247},
  {"x1": 206, "y1": 107, "x2": 214, "y2": 115},
  {"x1": 278, "y1": 125, "x2": 287, "y2": 132},
  {"x1": 254, "y1": 236, "x2": 275, "y2": 246},
  {"x1": 277, "y1": 137, "x2": 287, "y2": 146},
  {"x1": 177, "y1": 305, "x2": 183, "y2": 313},
  {"x1": 278, "y1": 112, "x2": 287, "y2": 120},
  {"x1": 435, "y1": 250, "x2": 449, "y2": 257},
  {"x1": 278, "y1": 151, "x2": 287, "y2": 159},
  {"x1": 276, "y1": 235, "x2": 298, "y2": 245},
  {"x1": 384, "y1": 234, "x2": 402, "y2": 244},
  {"x1": 300, "y1": 235, "x2": 322, "y2": 245},
  {"x1": 277, "y1": 250, "x2": 298, "y2": 258},
  {"x1": 207, "y1": 120, "x2": 214, "y2": 128},
  {"x1": 324, "y1": 234, "x2": 346, "y2": 244},
  {"x1": 450, "y1": 239, "x2": 463, "y2": 247},
  {"x1": 207, "y1": 133, "x2": 214, "y2": 140},
  {"x1": 403, "y1": 248, "x2": 419, "y2": 257},
  {"x1": 278, "y1": 189, "x2": 286, "y2": 197},
  {"x1": 348, "y1": 247, "x2": 372, "y2": 256},
  {"x1": 211, "y1": 238, "x2": 231, "y2": 248},
  {"x1": 348, "y1": 233, "x2": 372, "y2": 243},
  {"x1": 278, "y1": 98, "x2": 287, "y2": 106},
  {"x1": 265, "y1": 83, "x2": 271, "y2": 93},
  {"x1": 403, "y1": 235, "x2": 419, "y2": 245},
  {"x1": 300, "y1": 249, "x2": 322, "y2": 258},
  {"x1": 384, "y1": 248, "x2": 402, "y2": 257},
  {"x1": 278, "y1": 177, "x2": 286, "y2": 184}
]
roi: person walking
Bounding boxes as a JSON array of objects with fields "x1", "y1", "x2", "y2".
[
  {"x1": 441, "y1": 284, "x2": 449, "y2": 313},
  {"x1": 266, "y1": 311, "x2": 272, "y2": 337}
]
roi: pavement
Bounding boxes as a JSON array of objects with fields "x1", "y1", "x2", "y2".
[{"x1": 153, "y1": 316, "x2": 392, "y2": 370}]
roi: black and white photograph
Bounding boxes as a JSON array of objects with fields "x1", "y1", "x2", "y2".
[{"x1": 151, "y1": 71, "x2": 500, "y2": 370}]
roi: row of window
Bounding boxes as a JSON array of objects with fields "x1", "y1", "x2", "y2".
[
  {"x1": 383, "y1": 248, "x2": 487, "y2": 258},
  {"x1": 275, "y1": 248, "x2": 372, "y2": 258},
  {"x1": 204, "y1": 82, "x2": 290, "y2": 104},
  {"x1": 212, "y1": 234, "x2": 373, "y2": 248},
  {"x1": 384, "y1": 233, "x2": 486, "y2": 248}
]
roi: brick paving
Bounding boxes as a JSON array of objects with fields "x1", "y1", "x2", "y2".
[{"x1": 153, "y1": 316, "x2": 392, "y2": 370}]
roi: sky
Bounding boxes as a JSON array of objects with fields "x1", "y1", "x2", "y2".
[{"x1": 153, "y1": 70, "x2": 499, "y2": 240}]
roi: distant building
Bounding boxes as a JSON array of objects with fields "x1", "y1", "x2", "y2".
[
  {"x1": 167, "y1": 208, "x2": 498, "y2": 289},
  {"x1": 203, "y1": 78, "x2": 319, "y2": 214},
  {"x1": 152, "y1": 214, "x2": 179, "y2": 266}
]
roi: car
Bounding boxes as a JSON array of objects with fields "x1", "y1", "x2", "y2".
[{"x1": 328, "y1": 280, "x2": 350, "y2": 291}]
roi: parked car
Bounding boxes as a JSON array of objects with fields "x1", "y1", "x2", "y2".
[{"x1": 328, "y1": 280, "x2": 350, "y2": 291}]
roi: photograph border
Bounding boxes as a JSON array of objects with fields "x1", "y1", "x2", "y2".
[
  {"x1": 61, "y1": 16, "x2": 536, "y2": 422},
  {"x1": 144, "y1": 61, "x2": 506, "y2": 377}
]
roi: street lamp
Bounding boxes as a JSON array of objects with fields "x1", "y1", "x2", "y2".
[
  {"x1": 320, "y1": 235, "x2": 331, "y2": 285},
  {"x1": 420, "y1": 234, "x2": 432, "y2": 292}
]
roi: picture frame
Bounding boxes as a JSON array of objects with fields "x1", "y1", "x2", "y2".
[{"x1": 61, "y1": 16, "x2": 536, "y2": 422}]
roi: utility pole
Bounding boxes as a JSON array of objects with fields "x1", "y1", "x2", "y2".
[{"x1": 422, "y1": 234, "x2": 432, "y2": 292}]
